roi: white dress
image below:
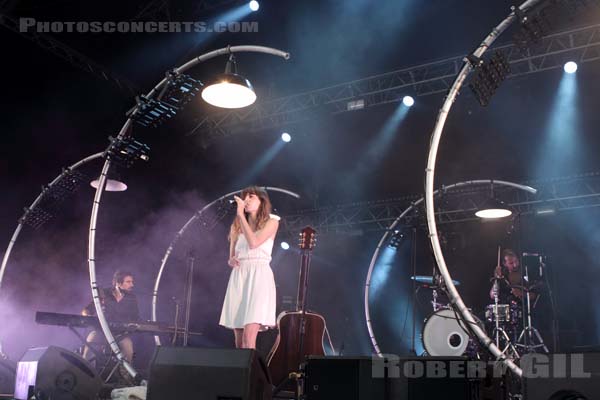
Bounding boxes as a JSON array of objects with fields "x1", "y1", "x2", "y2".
[{"x1": 219, "y1": 223, "x2": 277, "y2": 331}]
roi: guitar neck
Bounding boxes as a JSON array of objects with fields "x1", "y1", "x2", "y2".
[{"x1": 296, "y1": 251, "x2": 311, "y2": 312}]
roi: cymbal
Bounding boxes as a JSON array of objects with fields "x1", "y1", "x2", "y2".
[
  {"x1": 509, "y1": 282, "x2": 544, "y2": 292},
  {"x1": 410, "y1": 275, "x2": 460, "y2": 287}
]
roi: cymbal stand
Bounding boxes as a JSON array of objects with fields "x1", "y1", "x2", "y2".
[
  {"x1": 491, "y1": 278, "x2": 520, "y2": 359},
  {"x1": 515, "y1": 261, "x2": 548, "y2": 353}
]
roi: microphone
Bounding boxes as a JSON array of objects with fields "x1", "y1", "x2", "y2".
[{"x1": 522, "y1": 252, "x2": 540, "y2": 257}]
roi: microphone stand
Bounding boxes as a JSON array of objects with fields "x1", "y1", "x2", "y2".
[
  {"x1": 410, "y1": 226, "x2": 418, "y2": 356},
  {"x1": 183, "y1": 251, "x2": 195, "y2": 347},
  {"x1": 171, "y1": 297, "x2": 181, "y2": 345},
  {"x1": 541, "y1": 256, "x2": 559, "y2": 351}
]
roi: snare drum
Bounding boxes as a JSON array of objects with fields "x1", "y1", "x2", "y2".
[
  {"x1": 485, "y1": 304, "x2": 511, "y2": 323},
  {"x1": 485, "y1": 303, "x2": 521, "y2": 325},
  {"x1": 422, "y1": 308, "x2": 482, "y2": 357}
]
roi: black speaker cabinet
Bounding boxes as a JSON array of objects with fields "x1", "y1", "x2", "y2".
[
  {"x1": 303, "y1": 356, "x2": 386, "y2": 400},
  {"x1": 303, "y1": 356, "x2": 480, "y2": 400},
  {"x1": 523, "y1": 353, "x2": 600, "y2": 400},
  {"x1": 14, "y1": 346, "x2": 101, "y2": 400},
  {"x1": 147, "y1": 347, "x2": 272, "y2": 400}
]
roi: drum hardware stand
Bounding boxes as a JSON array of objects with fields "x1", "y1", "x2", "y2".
[
  {"x1": 432, "y1": 287, "x2": 441, "y2": 311},
  {"x1": 490, "y1": 277, "x2": 520, "y2": 359},
  {"x1": 514, "y1": 259, "x2": 548, "y2": 354}
]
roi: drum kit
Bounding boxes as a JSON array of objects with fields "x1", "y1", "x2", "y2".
[{"x1": 416, "y1": 253, "x2": 549, "y2": 359}]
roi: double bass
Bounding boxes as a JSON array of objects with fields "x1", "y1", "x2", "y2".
[{"x1": 267, "y1": 226, "x2": 326, "y2": 389}]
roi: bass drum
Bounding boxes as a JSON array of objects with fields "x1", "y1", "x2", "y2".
[{"x1": 422, "y1": 308, "x2": 482, "y2": 357}]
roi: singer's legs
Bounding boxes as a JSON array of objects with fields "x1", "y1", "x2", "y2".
[
  {"x1": 234, "y1": 328, "x2": 243, "y2": 349},
  {"x1": 242, "y1": 323, "x2": 260, "y2": 349}
]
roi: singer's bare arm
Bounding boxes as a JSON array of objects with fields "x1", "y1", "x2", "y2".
[
  {"x1": 229, "y1": 227, "x2": 236, "y2": 259},
  {"x1": 237, "y1": 216, "x2": 279, "y2": 250},
  {"x1": 228, "y1": 226, "x2": 240, "y2": 268}
]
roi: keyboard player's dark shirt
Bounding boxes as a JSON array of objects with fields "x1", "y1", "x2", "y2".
[{"x1": 83, "y1": 288, "x2": 139, "y2": 323}]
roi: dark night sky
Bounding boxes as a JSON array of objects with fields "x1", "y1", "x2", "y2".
[{"x1": 1, "y1": 0, "x2": 600, "y2": 362}]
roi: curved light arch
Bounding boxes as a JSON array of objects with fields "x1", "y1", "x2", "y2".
[
  {"x1": 0, "y1": 152, "x2": 104, "y2": 293},
  {"x1": 151, "y1": 186, "x2": 300, "y2": 345},
  {"x1": 364, "y1": 179, "x2": 536, "y2": 356},
  {"x1": 87, "y1": 45, "x2": 290, "y2": 380},
  {"x1": 423, "y1": 0, "x2": 544, "y2": 378}
]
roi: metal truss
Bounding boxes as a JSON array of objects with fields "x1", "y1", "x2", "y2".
[
  {"x1": 0, "y1": 14, "x2": 140, "y2": 96},
  {"x1": 192, "y1": 23, "x2": 600, "y2": 145},
  {"x1": 279, "y1": 173, "x2": 600, "y2": 235}
]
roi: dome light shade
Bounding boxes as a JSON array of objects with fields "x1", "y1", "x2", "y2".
[
  {"x1": 90, "y1": 178, "x2": 127, "y2": 192},
  {"x1": 475, "y1": 197, "x2": 512, "y2": 219},
  {"x1": 201, "y1": 73, "x2": 256, "y2": 109}
]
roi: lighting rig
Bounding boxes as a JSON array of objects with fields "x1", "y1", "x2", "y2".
[
  {"x1": 126, "y1": 71, "x2": 203, "y2": 128},
  {"x1": 20, "y1": 169, "x2": 89, "y2": 229},
  {"x1": 468, "y1": 50, "x2": 511, "y2": 107},
  {"x1": 104, "y1": 136, "x2": 150, "y2": 169}
]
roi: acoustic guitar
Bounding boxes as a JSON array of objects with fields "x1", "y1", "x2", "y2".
[{"x1": 267, "y1": 226, "x2": 326, "y2": 389}]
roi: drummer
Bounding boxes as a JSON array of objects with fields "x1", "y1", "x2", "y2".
[{"x1": 489, "y1": 249, "x2": 536, "y2": 303}]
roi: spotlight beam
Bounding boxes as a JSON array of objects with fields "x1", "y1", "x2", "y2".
[
  {"x1": 535, "y1": 70, "x2": 579, "y2": 178},
  {"x1": 233, "y1": 139, "x2": 287, "y2": 187}
]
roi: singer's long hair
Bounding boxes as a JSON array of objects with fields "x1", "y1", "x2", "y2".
[{"x1": 229, "y1": 186, "x2": 272, "y2": 244}]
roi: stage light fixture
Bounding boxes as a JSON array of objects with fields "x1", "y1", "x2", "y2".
[
  {"x1": 249, "y1": 1, "x2": 259, "y2": 11},
  {"x1": 104, "y1": 136, "x2": 150, "y2": 169},
  {"x1": 564, "y1": 61, "x2": 578, "y2": 74},
  {"x1": 468, "y1": 51, "x2": 510, "y2": 107},
  {"x1": 280, "y1": 241, "x2": 290, "y2": 250},
  {"x1": 475, "y1": 182, "x2": 512, "y2": 219},
  {"x1": 90, "y1": 170, "x2": 127, "y2": 192},
  {"x1": 201, "y1": 54, "x2": 256, "y2": 109},
  {"x1": 281, "y1": 132, "x2": 291, "y2": 142},
  {"x1": 475, "y1": 197, "x2": 512, "y2": 219},
  {"x1": 388, "y1": 232, "x2": 403, "y2": 249},
  {"x1": 402, "y1": 95, "x2": 414, "y2": 107}
]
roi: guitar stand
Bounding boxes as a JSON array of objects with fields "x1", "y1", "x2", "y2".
[{"x1": 272, "y1": 372, "x2": 302, "y2": 400}]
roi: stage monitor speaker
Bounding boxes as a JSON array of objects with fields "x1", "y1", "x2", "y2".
[
  {"x1": 303, "y1": 356, "x2": 481, "y2": 400},
  {"x1": 147, "y1": 347, "x2": 272, "y2": 400},
  {"x1": 523, "y1": 353, "x2": 600, "y2": 400},
  {"x1": 0, "y1": 358, "x2": 16, "y2": 397},
  {"x1": 14, "y1": 346, "x2": 101, "y2": 400}
]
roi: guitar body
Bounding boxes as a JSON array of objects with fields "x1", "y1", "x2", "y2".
[
  {"x1": 267, "y1": 226, "x2": 327, "y2": 389},
  {"x1": 267, "y1": 310, "x2": 326, "y2": 387}
]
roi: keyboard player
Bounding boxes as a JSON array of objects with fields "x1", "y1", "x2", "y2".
[{"x1": 81, "y1": 270, "x2": 139, "y2": 365}]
